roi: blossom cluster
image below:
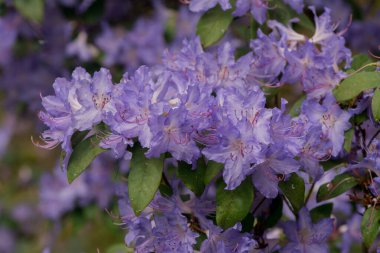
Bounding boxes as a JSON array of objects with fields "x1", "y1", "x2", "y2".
[
  {"x1": 31, "y1": 0, "x2": 380, "y2": 252},
  {"x1": 34, "y1": 3, "x2": 371, "y2": 251}
]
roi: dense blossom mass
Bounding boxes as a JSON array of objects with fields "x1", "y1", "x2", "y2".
[{"x1": 14, "y1": 0, "x2": 379, "y2": 252}]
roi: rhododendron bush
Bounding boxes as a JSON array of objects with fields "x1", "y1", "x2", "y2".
[{"x1": 1, "y1": 0, "x2": 380, "y2": 252}]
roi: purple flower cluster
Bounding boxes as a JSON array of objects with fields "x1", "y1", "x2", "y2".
[
  {"x1": 39, "y1": 156, "x2": 115, "y2": 220},
  {"x1": 118, "y1": 179, "x2": 256, "y2": 252},
  {"x1": 35, "y1": 1, "x2": 380, "y2": 252},
  {"x1": 38, "y1": 6, "x2": 352, "y2": 196}
]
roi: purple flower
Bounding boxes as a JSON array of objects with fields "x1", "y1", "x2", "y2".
[
  {"x1": 284, "y1": 0, "x2": 304, "y2": 13},
  {"x1": 66, "y1": 31, "x2": 98, "y2": 62},
  {"x1": 73, "y1": 68, "x2": 116, "y2": 131},
  {"x1": 95, "y1": 24, "x2": 125, "y2": 66},
  {"x1": 203, "y1": 120, "x2": 263, "y2": 189},
  {"x1": 270, "y1": 102, "x2": 307, "y2": 156},
  {"x1": 249, "y1": 30, "x2": 287, "y2": 85},
  {"x1": 104, "y1": 66, "x2": 154, "y2": 148},
  {"x1": 302, "y1": 95, "x2": 351, "y2": 156},
  {"x1": 189, "y1": 0, "x2": 232, "y2": 12},
  {"x1": 222, "y1": 87, "x2": 272, "y2": 144},
  {"x1": 121, "y1": 16, "x2": 165, "y2": 71},
  {"x1": 299, "y1": 128, "x2": 332, "y2": 179},
  {"x1": 251, "y1": 147, "x2": 300, "y2": 198},
  {"x1": 151, "y1": 214, "x2": 198, "y2": 253},
  {"x1": 233, "y1": 0, "x2": 269, "y2": 25},
  {"x1": 146, "y1": 107, "x2": 200, "y2": 164},
  {"x1": 281, "y1": 208, "x2": 334, "y2": 253},
  {"x1": 39, "y1": 157, "x2": 115, "y2": 220},
  {"x1": 211, "y1": 42, "x2": 252, "y2": 92},
  {"x1": 201, "y1": 221, "x2": 256, "y2": 253}
]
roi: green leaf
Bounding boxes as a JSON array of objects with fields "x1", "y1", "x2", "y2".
[
  {"x1": 279, "y1": 173, "x2": 305, "y2": 214},
  {"x1": 269, "y1": 0, "x2": 314, "y2": 33},
  {"x1": 316, "y1": 173, "x2": 357, "y2": 202},
  {"x1": 71, "y1": 130, "x2": 90, "y2": 148},
  {"x1": 14, "y1": 0, "x2": 44, "y2": 23},
  {"x1": 216, "y1": 178, "x2": 254, "y2": 229},
  {"x1": 196, "y1": 6, "x2": 233, "y2": 47},
  {"x1": 177, "y1": 159, "x2": 206, "y2": 196},
  {"x1": 346, "y1": 54, "x2": 376, "y2": 74},
  {"x1": 333, "y1": 72, "x2": 380, "y2": 102},
  {"x1": 343, "y1": 128, "x2": 354, "y2": 153},
  {"x1": 310, "y1": 203, "x2": 333, "y2": 223},
  {"x1": 128, "y1": 146, "x2": 164, "y2": 216},
  {"x1": 67, "y1": 135, "x2": 106, "y2": 183},
  {"x1": 289, "y1": 94, "x2": 306, "y2": 117},
  {"x1": 361, "y1": 206, "x2": 380, "y2": 248},
  {"x1": 204, "y1": 161, "x2": 223, "y2": 185},
  {"x1": 106, "y1": 244, "x2": 132, "y2": 253},
  {"x1": 372, "y1": 88, "x2": 380, "y2": 122},
  {"x1": 321, "y1": 159, "x2": 345, "y2": 171}
]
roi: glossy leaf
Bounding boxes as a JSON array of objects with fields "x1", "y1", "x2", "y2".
[
  {"x1": 289, "y1": 94, "x2": 306, "y2": 117},
  {"x1": 333, "y1": 72, "x2": 380, "y2": 102},
  {"x1": 343, "y1": 128, "x2": 354, "y2": 153},
  {"x1": 177, "y1": 159, "x2": 206, "y2": 196},
  {"x1": 346, "y1": 54, "x2": 376, "y2": 74},
  {"x1": 371, "y1": 88, "x2": 380, "y2": 122},
  {"x1": 67, "y1": 135, "x2": 106, "y2": 183},
  {"x1": 279, "y1": 173, "x2": 305, "y2": 214},
  {"x1": 128, "y1": 146, "x2": 164, "y2": 216},
  {"x1": 316, "y1": 173, "x2": 357, "y2": 202},
  {"x1": 361, "y1": 206, "x2": 380, "y2": 248},
  {"x1": 204, "y1": 160, "x2": 223, "y2": 185},
  {"x1": 310, "y1": 203, "x2": 333, "y2": 223},
  {"x1": 196, "y1": 6, "x2": 233, "y2": 47},
  {"x1": 216, "y1": 179, "x2": 254, "y2": 229}
]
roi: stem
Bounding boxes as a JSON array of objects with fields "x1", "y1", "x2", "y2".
[
  {"x1": 282, "y1": 195, "x2": 295, "y2": 215},
  {"x1": 367, "y1": 129, "x2": 380, "y2": 147},
  {"x1": 252, "y1": 196, "x2": 267, "y2": 215},
  {"x1": 305, "y1": 182, "x2": 316, "y2": 205}
]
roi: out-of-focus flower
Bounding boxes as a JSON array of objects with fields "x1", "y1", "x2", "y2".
[{"x1": 281, "y1": 208, "x2": 334, "y2": 253}]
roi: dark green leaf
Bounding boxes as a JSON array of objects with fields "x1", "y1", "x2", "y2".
[
  {"x1": 343, "y1": 128, "x2": 354, "y2": 153},
  {"x1": 333, "y1": 72, "x2": 380, "y2": 102},
  {"x1": 310, "y1": 203, "x2": 333, "y2": 223},
  {"x1": 71, "y1": 130, "x2": 90, "y2": 148},
  {"x1": 269, "y1": 0, "x2": 314, "y2": 33},
  {"x1": 82, "y1": 0, "x2": 105, "y2": 24},
  {"x1": 346, "y1": 54, "x2": 376, "y2": 74},
  {"x1": 67, "y1": 135, "x2": 106, "y2": 183},
  {"x1": 216, "y1": 178, "x2": 254, "y2": 229},
  {"x1": 204, "y1": 161, "x2": 223, "y2": 185},
  {"x1": 289, "y1": 94, "x2": 306, "y2": 117},
  {"x1": 14, "y1": 0, "x2": 44, "y2": 23},
  {"x1": 351, "y1": 112, "x2": 368, "y2": 125},
  {"x1": 128, "y1": 146, "x2": 163, "y2": 215},
  {"x1": 196, "y1": 6, "x2": 233, "y2": 47},
  {"x1": 371, "y1": 88, "x2": 380, "y2": 122},
  {"x1": 279, "y1": 173, "x2": 305, "y2": 214},
  {"x1": 316, "y1": 173, "x2": 357, "y2": 202},
  {"x1": 177, "y1": 158, "x2": 206, "y2": 196},
  {"x1": 361, "y1": 206, "x2": 380, "y2": 248},
  {"x1": 321, "y1": 159, "x2": 345, "y2": 171},
  {"x1": 241, "y1": 212, "x2": 255, "y2": 233}
]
